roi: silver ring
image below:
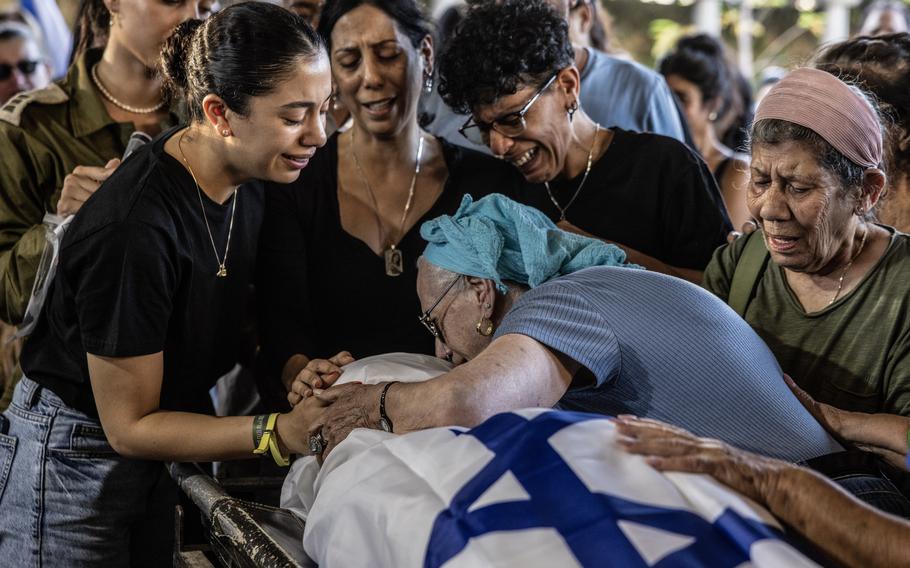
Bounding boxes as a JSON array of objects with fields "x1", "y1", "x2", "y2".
[{"x1": 309, "y1": 431, "x2": 326, "y2": 455}]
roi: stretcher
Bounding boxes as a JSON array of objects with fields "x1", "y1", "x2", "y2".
[{"x1": 169, "y1": 462, "x2": 315, "y2": 568}]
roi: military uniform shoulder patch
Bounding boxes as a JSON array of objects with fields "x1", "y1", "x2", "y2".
[{"x1": 0, "y1": 84, "x2": 69, "y2": 127}]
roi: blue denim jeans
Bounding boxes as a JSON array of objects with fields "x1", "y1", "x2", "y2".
[{"x1": 0, "y1": 377, "x2": 176, "y2": 567}]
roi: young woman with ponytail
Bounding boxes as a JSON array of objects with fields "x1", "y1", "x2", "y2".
[
  {"x1": 0, "y1": 3, "x2": 332, "y2": 565},
  {"x1": 0, "y1": 0, "x2": 215, "y2": 410}
]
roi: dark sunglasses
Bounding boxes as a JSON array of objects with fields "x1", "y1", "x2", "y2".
[{"x1": 0, "y1": 60, "x2": 40, "y2": 81}]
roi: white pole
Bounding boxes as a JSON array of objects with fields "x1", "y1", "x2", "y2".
[
  {"x1": 738, "y1": 0, "x2": 754, "y2": 79},
  {"x1": 823, "y1": 0, "x2": 857, "y2": 43},
  {"x1": 694, "y1": 0, "x2": 723, "y2": 36}
]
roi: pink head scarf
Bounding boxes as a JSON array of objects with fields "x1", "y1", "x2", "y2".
[{"x1": 753, "y1": 67, "x2": 882, "y2": 168}]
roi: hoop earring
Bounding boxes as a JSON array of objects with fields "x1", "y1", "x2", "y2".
[
  {"x1": 708, "y1": 110, "x2": 718, "y2": 121},
  {"x1": 475, "y1": 316, "x2": 494, "y2": 337}
]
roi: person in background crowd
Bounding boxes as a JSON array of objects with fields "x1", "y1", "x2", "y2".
[
  {"x1": 660, "y1": 34, "x2": 751, "y2": 229},
  {"x1": 15, "y1": 0, "x2": 70, "y2": 77},
  {"x1": 0, "y1": 20, "x2": 49, "y2": 104},
  {"x1": 0, "y1": 4, "x2": 333, "y2": 564},
  {"x1": 704, "y1": 68, "x2": 910, "y2": 418},
  {"x1": 438, "y1": 0, "x2": 730, "y2": 283},
  {"x1": 815, "y1": 33, "x2": 910, "y2": 233},
  {"x1": 256, "y1": 0, "x2": 522, "y2": 410},
  {"x1": 859, "y1": 0, "x2": 909, "y2": 36},
  {"x1": 717, "y1": 68, "x2": 753, "y2": 152},
  {"x1": 284, "y1": 0, "x2": 324, "y2": 26},
  {"x1": 424, "y1": 0, "x2": 687, "y2": 154},
  {"x1": 617, "y1": 413, "x2": 910, "y2": 568}
]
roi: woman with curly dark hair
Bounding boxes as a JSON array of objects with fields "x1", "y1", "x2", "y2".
[
  {"x1": 815, "y1": 32, "x2": 910, "y2": 233},
  {"x1": 659, "y1": 34, "x2": 752, "y2": 229},
  {"x1": 256, "y1": 0, "x2": 522, "y2": 408},
  {"x1": 438, "y1": 0, "x2": 731, "y2": 283}
]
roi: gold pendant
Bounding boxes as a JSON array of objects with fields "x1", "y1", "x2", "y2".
[
  {"x1": 216, "y1": 264, "x2": 227, "y2": 277},
  {"x1": 384, "y1": 247, "x2": 403, "y2": 277}
]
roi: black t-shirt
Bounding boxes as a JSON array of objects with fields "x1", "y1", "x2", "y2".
[
  {"x1": 21, "y1": 126, "x2": 264, "y2": 417},
  {"x1": 256, "y1": 134, "x2": 523, "y2": 399},
  {"x1": 513, "y1": 129, "x2": 732, "y2": 270}
]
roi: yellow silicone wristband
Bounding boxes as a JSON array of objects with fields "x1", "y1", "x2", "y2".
[{"x1": 253, "y1": 413, "x2": 279, "y2": 455}]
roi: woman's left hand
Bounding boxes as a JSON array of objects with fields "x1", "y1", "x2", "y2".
[{"x1": 288, "y1": 351, "x2": 356, "y2": 406}]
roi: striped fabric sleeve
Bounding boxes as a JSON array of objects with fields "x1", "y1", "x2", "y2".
[{"x1": 495, "y1": 282, "x2": 621, "y2": 387}]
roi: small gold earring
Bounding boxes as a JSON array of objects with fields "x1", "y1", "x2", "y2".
[{"x1": 222, "y1": 129, "x2": 231, "y2": 137}]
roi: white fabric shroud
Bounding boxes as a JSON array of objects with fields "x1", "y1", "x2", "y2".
[{"x1": 281, "y1": 354, "x2": 818, "y2": 568}]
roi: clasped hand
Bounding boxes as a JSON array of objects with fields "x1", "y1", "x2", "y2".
[{"x1": 284, "y1": 351, "x2": 384, "y2": 459}]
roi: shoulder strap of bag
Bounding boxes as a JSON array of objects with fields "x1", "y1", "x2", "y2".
[{"x1": 727, "y1": 230, "x2": 770, "y2": 317}]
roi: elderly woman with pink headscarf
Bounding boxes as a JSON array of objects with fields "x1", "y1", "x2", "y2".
[{"x1": 704, "y1": 68, "x2": 910, "y2": 426}]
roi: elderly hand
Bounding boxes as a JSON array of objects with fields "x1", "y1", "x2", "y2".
[
  {"x1": 287, "y1": 351, "x2": 355, "y2": 407},
  {"x1": 615, "y1": 415, "x2": 786, "y2": 506},
  {"x1": 313, "y1": 382, "x2": 383, "y2": 458},
  {"x1": 276, "y1": 392, "x2": 333, "y2": 456},
  {"x1": 57, "y1": 159, "x2": 121, "y2": 216}
]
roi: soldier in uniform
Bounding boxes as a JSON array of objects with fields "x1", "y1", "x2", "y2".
[{"x1": 0, "y1": 0, "x2": 214, "y2": 408}]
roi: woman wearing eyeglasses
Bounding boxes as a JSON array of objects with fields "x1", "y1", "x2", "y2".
[
  {"x1": 439, "y1": 0, "x2": 731, "y2": 284},
  {"x1": 257, "y1": 0, "x2": 523, "y2": 409}
]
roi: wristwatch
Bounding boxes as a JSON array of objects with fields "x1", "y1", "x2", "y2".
[{"x1": 378, "y1": 381, "x2": 398, "y2": 433}]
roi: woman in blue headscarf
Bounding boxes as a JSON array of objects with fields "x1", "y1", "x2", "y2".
[{"x1": 300, "y1": 194, "x2": 841, "y2": 467}]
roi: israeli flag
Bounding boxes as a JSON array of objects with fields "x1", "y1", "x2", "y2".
[{"x1": 285, "y1": 409, "x2": 818, "y2": 567}]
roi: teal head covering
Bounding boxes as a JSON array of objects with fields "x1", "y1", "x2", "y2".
[{"x1": 420, "y1": 194, "x2": 638, "y2": 292}]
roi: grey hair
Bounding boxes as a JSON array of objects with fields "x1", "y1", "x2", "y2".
[{"x1": 417, "y1": 256, "x2": 528, "y2": 299}]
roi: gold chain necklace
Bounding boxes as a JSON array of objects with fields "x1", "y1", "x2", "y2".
[
  {"x1": 350, "y1": 129, "x2": 425, "y2": 277},
  {"x1": 178, "y1": 130, "x2": 238, "y2": 278},
  {"x1": 544, "y1": 124, "x2": 600, "y2": 222},
  {"x1": 91, "y1": 63, "x2": 166, "y2": 115},
  {"x1": 828, "y1": 227, "x2": 868, "y2": 305}
]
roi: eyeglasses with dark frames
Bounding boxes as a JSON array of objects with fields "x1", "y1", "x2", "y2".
[
  {"x1": 458, "y1": 72, "x2": 558, "y2": 146},
  {"x1": 418, "y1": 276, "x2": 462, "y2": 342}
]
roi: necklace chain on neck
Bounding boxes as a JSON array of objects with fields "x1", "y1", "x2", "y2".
[
  {"x1": 350, "y1": 129, "x2": 425, "y2": 276},
  {"x1": 178, "y1": 130, "x2": 238, "y2": 278},
  {"x1": 91, "y1": 63, "x2": 166, "y2": 115},
  {"x1": 544, "y1": 124, "x2": 601, "y2": 222},
  {"x1": 829, "y1": 227, "x2": 868, "y2": 305}
]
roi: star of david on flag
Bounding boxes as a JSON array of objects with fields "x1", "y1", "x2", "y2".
[{"x1": 292, "y1": 409, "x2": 819, "y2": 567}]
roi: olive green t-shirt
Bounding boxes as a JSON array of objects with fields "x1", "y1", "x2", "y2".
[{"x1": 703, "y1": 228, "x2": 910, "y2": 416}]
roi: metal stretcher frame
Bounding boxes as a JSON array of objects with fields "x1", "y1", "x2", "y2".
[{"x1": 169, "y1": 462, "x2": 317, "y2": 568}]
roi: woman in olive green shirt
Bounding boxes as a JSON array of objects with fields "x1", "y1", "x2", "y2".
[
  {"x1": 0, "y1": 0, "x2": 214, "y2": 407},
  {"x1": 703, "y1": 68, "x2": 910, "y2": 417}
]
